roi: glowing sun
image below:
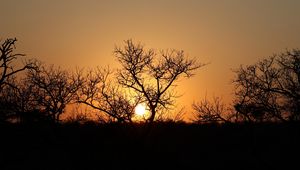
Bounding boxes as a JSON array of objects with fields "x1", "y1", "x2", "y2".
[{"x1": 135, "y1": 103, "x2": 146, "y2": 116}]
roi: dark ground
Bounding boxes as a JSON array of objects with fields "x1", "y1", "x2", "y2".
[{"x1": 0, "y1": 121, "x2": 299, "y2": 170}]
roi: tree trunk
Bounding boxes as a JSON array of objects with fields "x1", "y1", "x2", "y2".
[{"x1": 148, "y1": 109, "x2": 156, "y2": 123}]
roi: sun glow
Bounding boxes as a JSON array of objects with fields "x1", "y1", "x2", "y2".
[{"x1": 135, "y1": 103, "x2": 147, "y2": 116}]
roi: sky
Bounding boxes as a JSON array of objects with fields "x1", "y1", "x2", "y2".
[{"x1": 1, "y1": 0, "x2": 300, "y2": 119}]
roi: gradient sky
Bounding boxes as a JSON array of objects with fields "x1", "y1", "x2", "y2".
[{"x1": 1, "y1": 0, "x2": 300, "y2": 118}]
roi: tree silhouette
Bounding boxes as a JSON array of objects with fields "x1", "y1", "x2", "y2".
[
  {"x1": 24, "y1": 62, "x2": 84, "y2": 122},
  {"x1": 233, "y1": 49, "x2": 300, "y2": 122},
  {"x1": 115, "y1": 40, "x2": 204, "y2": 123},
  {"x1": 78, "y1": 67, "x2": 138, "y2": 123},
  {"x1": 0, "y1": 73, "x2": 58, "y2": 123},
  {"x1": 192, "y1": 96, "x2": 230, "y2": 123},
  {"x1": 0, "y1": 38, "x2": 34, "y2": 89},
  {"x1": 0, "y1": 77, "x2": 21, "y2": 122},
  {"x1": 0, "y1": 38, "x2": 36, "y2": 122}
]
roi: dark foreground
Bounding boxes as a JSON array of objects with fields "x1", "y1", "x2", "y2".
[{"x1": 0, "y1": 122, "x2": 299, "y2": 170}]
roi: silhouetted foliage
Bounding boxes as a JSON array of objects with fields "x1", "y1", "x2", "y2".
[
  {"x1": 192, "y1": 96, "x2": 231, "y2": 123},
  {"x1": 77, "y1": 67, "x2": 137, "y2": 123},
  {"x1": 115, "y1": 40, "x2": 204, "y2": 122},
  {"x1": 0, "y1": 38, "x2": 34, "y2": 88},
  {"x1": 0, "y1": 38, "x2": 299, "y2": 169},
  {"x1": 0, "y1": 78, "x2": 19, "y2": 122},
  {"x1": 233, "y1": 49, "x2": 300, "y2": 122},
  {"x1": 23, "y1": 62, "x2": 84, "y2": 122},
  {"x1": 3, "y1": 37, "x2": 299, "y2": 126},
  {"x1": 0, "y1": 38, "x2": 36, "y2": 122}
]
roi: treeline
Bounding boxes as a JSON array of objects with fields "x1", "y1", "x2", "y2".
[
  {"x1": 193, "y1": 49, "x2": 300, "y2": 123},
  {"x1": 0, "y1": 38, "x2": 299, "y2": 124}
]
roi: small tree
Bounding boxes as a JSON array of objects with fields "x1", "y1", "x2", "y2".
[
  {"x1": 78, "y1": 67, "x2": 137, "y2": 123},
  {"x1": 192, "y1": 96, "x2": 230, "y2": 124},
  {"x1": 115, "y1": 40, "x2": 204, "y2": 123},
  {"x1": 0, "y1": 76, "x2": 56, "y2": 123},
  {"x1": 25, "y1": 62, "x2": 83, "y2": 122},
  {"x1": 233, "y1": 49, "x2": 300, "y2": 122}
]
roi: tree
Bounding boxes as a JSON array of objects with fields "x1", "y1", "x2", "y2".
[
  {"x1": 115, "y1": 40, "x2": 204, "y2": 123},
  {"x1": 25, "y1": 62, "x2": 84, "y2": 122},
  {"x1": 0, "y1": 77, "x2": 21, "y2": 122},
  {"x1": 78, "y1": 67, "x2": 138, "y2": 123},
  {"x1": 0, "y1": 38, "x2": 36, "y2": 122},
  {"x1": 0, "y1": 38, "x2": 34, "y2": 89},
  {"x1": 192, "y1": 96, "x2": 230, "y2": 123},
  {"x1": 233, "y1": 49, "x2": 300, "y2": 122},
  {"x1": 0, "y1": 75, "x2": 56, "y2": 123}
]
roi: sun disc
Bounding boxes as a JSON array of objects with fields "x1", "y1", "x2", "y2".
[{"x1": 135, "y1": 103, "x2": 146, "y2": 116}]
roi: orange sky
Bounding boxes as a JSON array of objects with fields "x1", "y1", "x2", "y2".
[{"x1": 1, "y1": 0, "x2": 300, "y2": 119}]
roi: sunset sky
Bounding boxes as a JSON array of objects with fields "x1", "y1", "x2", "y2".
[{"x1": 1, "y1": 0, "x2": 300, "y2": 118}]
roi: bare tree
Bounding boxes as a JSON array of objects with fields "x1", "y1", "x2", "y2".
[
  {"x1": 0, "y1": 38, "x2": 37, "y2": 122},
  {"x1": 0, "y1": 74, "x2": 53, "y2": 123},
  {"x1": 78, "y1": 67, "x2": 137, "y2": 123},
  {"x1": 233, "y1": 49, "x2": 300, "y2": 122},
  {"x1": 115, "y1": 40, "x2": 204, "y2": 123},
  {"x1": 25, "y1": 62, "x2": 84, "y2": 122},
  {"x1": 192, "y1": 96, "x2": 230, "y2": 124},
  {"x1": 0, "y1": 38, "x2": 34, "y2": 89}
]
